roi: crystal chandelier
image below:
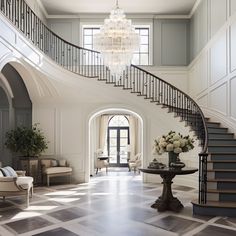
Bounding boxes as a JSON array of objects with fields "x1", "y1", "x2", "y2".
[{"x1": 94, "y1": 1, "x2": 139, "y2": 78}]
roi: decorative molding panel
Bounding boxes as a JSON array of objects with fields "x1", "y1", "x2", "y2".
[
  {"x1": 230, "y1": 21, "x2": 236, "y2": 72},
  {"x1": 33, "y1": 108, "x2": 56, "y2": 155},
  {"x1": 197, "y1": 94, "x2": 208, "y2": 108},
  {"x1": 230, "y1": 0, "x2": 236, "y2": 16},
  {"x1": 0, "y1": 19, "x2": 16, "y2": 46},
  {"x1": 17, "y1": 37, "x2": 40, "y2": 65},
  {"x1": 160, "y1": 21, "x2": 187, "y2": 66},
  {"x1": 0, "y1": 41, "x2": 12, "y2": 62},
  {"x1": 210, "y1": 0, "x2": 227, "y2": 37},
  {"x1": 230, "y1": 76, "x2": 236, "y2": 120},
  {"x1": 209, "y1": 82, "x2": 227, "y2": 115},
  {"x1": 210, "y1": 31, "x2": 227, "y2": 85}
]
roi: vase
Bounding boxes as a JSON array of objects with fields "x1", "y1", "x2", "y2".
[
  {"x1": 168, "y1": 151, "x2": 178, "y2": 167},
  {"x1": 168, "y1": 152, "x2": 185, "y2": 169}
]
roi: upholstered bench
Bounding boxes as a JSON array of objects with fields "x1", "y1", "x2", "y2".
[{"x1": 40, "y1": 159, "x2": 72, "y2": 186}]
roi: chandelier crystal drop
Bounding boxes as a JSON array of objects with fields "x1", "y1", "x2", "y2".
[{"x1": 94, "y1": 1, "x2": 139, "y2": 78}]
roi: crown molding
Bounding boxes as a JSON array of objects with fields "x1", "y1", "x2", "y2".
[
  {"x1": 36, "y1": 0, "x2": 49, "y2": 18},
  {"x1": 189, "y1": 0, "x2": 202, "y2": 17},
  {"x1": 153, "y1": 15, "x2": 190, "y2": 19},
  {"x1": 38, "y1": 0, "x2": 201, "y2": 20}
]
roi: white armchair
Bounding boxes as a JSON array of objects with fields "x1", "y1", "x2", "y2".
[
  {"x1": 95, "y1": 157, "x2": 109, "y2": 174},
  {"x1": 0, "y1": 167, "x2": 33, "y2": 207},
  {"x1": 128, "y1": 153, "x2": 142, "y2": 173}
]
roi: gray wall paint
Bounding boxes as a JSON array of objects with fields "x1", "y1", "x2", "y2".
[
  {"x1": 48, "y1": 18, "x2": 190, "y2": 66},
  {"x1": 48, "y1": 19, "x2": 80, "y2": 46},
  {"x1": 190, "y1": 0, "x2": 235, "y2": 62},
  {"x1": 190, "y1": 0, "x2": 208, "y2": 61},
  {"x1": 159, "y1": 20, "x2": 189, "y2": 66}
]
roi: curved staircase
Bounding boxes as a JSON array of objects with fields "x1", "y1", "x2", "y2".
[{"x1": 1, "y1": 0, "x2": 236, "y2": 216}]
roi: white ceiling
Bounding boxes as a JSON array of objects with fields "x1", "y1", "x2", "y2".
[{"x1": 39, "y1": 0, "x2": 197, "y2": 16}]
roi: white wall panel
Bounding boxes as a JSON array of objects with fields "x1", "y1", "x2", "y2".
[
  {"x1": 209, "y1": 83, "x2": 227, "y2": 115},
  {"x1": 210, "y1": 0, "x2": 227, "y2": 37},
  {"x1": 61, "y1": 109, "x2": 82, "y2": 154},
  {"x1": 230, "y1": 0, "x2": 236, "y2": 16},
  {"x1": 230, "y1": 77, "x2": 236, "y2": 119},
  {"x1": 210, "y1": 32, "x2": 227, "y2": 84},
  {"x1": 197, "y1": 94, "x2": 208, "y2": 107},
  {"x1": 33, "y1": 108, "x2": 56, "y2": 155},
  {"x1": 199, "y1": 53, "x2": 208, "y2": 91},
  {"x1": 230, "y1": 21, "x2": 236, "y2": 72}
]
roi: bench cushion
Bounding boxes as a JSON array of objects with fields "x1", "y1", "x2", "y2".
[
  {"x1": 16, "y1": 176, "x2": 33, "y2": 190},
  {"x1": 44, "y1": 167, "x2": 72, "y2": 175}
]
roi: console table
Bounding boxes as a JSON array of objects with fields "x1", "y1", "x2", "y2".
[{"x1": 140, "y1": 167, "x2": 198, "y2": 212}]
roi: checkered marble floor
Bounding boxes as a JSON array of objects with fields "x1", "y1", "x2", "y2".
[{"x1": 1, "y1": 170, "x2": 236, "y2": 236}]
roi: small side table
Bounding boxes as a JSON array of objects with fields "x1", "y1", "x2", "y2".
[{"x1": 140, "y1": 167, "x2": 198, "y2": 212}]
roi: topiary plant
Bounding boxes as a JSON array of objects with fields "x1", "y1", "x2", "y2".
[{"x1": 5, "y1": 123, "x2": 48, "y2": 157}]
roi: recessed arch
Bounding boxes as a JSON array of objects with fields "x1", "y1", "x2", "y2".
[{"x1": 86, "y1": 107, "x2": 145, "y2": 182}]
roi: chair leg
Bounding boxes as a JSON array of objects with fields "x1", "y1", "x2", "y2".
[
  {"x1": 96, "y1": 168, "x2": 98, "y2": 174},
  {"x1": 47, "y1": 175, "x2": 50, "y2": 186},
  {"x1": 26, "y1": 192, "x2": 29, "y2": 208},
  {"x1": 30, "y1": 186, "x2": 33, "y2": 197},
  {"x1": 3, "y1": 196, "x2": 5, "y2": 201}
]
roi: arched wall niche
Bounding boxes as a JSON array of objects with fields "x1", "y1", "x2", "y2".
[{"x1": 0, "y1": 62, "x2": 33, "y2": 166}]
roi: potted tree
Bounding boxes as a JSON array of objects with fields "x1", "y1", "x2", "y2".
[{"x1": 5, "y1": 124, "x2": 48, "y2": 182}]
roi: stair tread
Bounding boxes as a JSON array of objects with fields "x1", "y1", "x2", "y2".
[
  {"x1": 209, "y1": 138, "x2": 236, "y2": 141},
  {"x1": 208, "y1": 189, "x2": 236, "y2": 193},
  {"x1": 208, "y1": 144, "x2": 236, "y2": 147},
  {"x1": 208, "y1": 169, "x2": 236, "y2": 172},
  {"x1": 208, "y1": 132, "x2": 234, "y2": 135},
  {"x1": 192, "y1": 200, "x2": 236, "y2": 208},
  {"x1": 206, "y1": 122, "x2": 221, "y2": 124},
  {"x1": 210, "y1": 152, "x2": 236, "y2": 155},
  {"x1": 208, "y1": 160, "x2": 236, "y2": 163},
  {"x1": 208, "y1": 178, "x2": 236, "y2": 182}
]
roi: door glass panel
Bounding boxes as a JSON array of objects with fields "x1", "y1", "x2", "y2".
[
  {"x1": 120, "y1": 129, "x2": 128, "y2": 137},
  {"x1": 108, "y1": 116, "x2": 129, "y2": 166},
  {"x1": 120, "y1": 146, "x2": 128, "y2": 164},
  {"x1": 120, "y1": 138, "x2": 127, "y2": 146},
  {"x1": 110, "y1": 137, "x2": 117, "y2": 146},
  {"x1": 110, "y1": 130, "x2": 117, "y2": 137}
]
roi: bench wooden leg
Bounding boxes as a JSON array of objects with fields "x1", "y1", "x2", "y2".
[{"x1": 47, "y1": 175, "x2": 50, "y2": 186}]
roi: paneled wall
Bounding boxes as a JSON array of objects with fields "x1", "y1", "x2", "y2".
[
  {"x1": 189, "y1": 0, "x2": 236, "y2": 133},
  {"x1": 48, "y1": 17, "x2": 190, "y2": 66}
]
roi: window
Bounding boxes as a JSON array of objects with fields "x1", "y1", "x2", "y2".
[
  {"x1": 132, "y1": 27, "x2": 150, "y2": 65},
  {"x1": 108, "y1": 115, "x2": 129, "y2": 127},
  {"x1": 81, "y1": 25, "x2": 151, "y2": 65},
  {"x1": 83, "y1": 27, "x2": 100, "y2": 50}
]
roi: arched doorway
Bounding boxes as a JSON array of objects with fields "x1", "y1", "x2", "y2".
[{"x1": 87, "y1": 108, "x2": 144, "y2": 180}]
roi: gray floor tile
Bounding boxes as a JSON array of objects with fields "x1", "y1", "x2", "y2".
[
  {"x1": 194, "y1": 225, "x2": 236, "y2": 236},
  {"x1": 4, "y1": 216, "x2": 53, "y2": 234},
  {"x1": 33, "y1": 227, "x2": 79, "y2": 236},
  {"x1": 149, "y1": 215, "x2": 202, "y2": 234}
]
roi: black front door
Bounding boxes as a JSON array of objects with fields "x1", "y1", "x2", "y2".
[{"x1": 108, "y1": 127, "x2": 129, "y2": 167}]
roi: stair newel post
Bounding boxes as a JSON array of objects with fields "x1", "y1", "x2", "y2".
[{"x1": 199, "y1": 153, "x2": 208, "y2": 204}]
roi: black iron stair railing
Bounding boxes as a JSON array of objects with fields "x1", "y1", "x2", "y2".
[{"x1": 0, "y1": 0, "x2": 208, "y2": 204}]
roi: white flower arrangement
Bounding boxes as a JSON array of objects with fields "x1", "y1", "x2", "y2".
[{"x1": 153, "y1": 131, "x2": 194, "y2": 155}]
